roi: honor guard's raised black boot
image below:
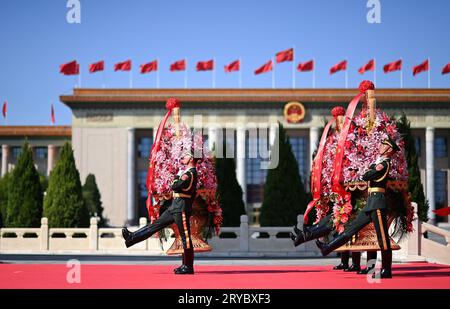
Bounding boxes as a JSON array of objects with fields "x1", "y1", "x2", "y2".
[
  {"x1": 373, "y1": 250, "x2": 392, "y2": 279},
  {"x1": 290, "y1": 223, "x2": 331, "y2": 247},
  {"x1": 175, "y1": 248, "x2": 194, "y2": 275},
  {"x1": 316, "y1": 233, "x2": 351, "y2": 256},
  {"x1": 122, "y1": 225, "x2": 153, "y2": 248},
  {"x1": 289, "y1": 225, "x2": 302, "y2": 245}
]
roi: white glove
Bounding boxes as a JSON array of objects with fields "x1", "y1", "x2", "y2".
[{"x1": 176, "y1": 169, "x2": 184, "y2": 177}]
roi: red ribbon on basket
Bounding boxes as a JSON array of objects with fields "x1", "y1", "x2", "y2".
[
  {"x1": 331, "y1": 81, "x2": 374, "y2": 202},
  {"x1": 145, "y1": 98, "x2": 181, "y2": 222},
  {"x1": 303, "y1": 118, "x2": 335, "y2": 224}
]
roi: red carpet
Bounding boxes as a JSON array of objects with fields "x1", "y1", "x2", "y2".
[{"x1": 0, "y1": 263, "x2": 449, "y2": 289}]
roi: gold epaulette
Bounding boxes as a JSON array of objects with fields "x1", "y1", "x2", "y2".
[
  {"x1": 173, "y1": 192, "x2": 191, "y2": 198},
  {"x1": 368, "y1": 187, "x2": 386, "y2": 194}
]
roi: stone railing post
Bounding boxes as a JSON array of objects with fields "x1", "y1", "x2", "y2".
[
  {"x1": 89, "y1": 217, "x2": 98, "y2": 251},
  {"x1": 139, "y1": 217, "x2": 147, "y2": 228},
  {"x1": 40, "y1": 217, "x2": 49, "y2": 251},
  {"x1": 408, "y1": 202, "x2": 421, "y2": 256},
  {"x1": 239, "y1": 215, "x2": 249, "y2": 252},
  {"x1": 139, "y1": 217, "x2": 148, "y2": 250}
]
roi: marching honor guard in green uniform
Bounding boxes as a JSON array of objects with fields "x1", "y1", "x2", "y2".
[
  {"x1": 122, "y1": 150, "x2": 198, "y2": 275},
  {"x1": 316, "y1": 136, "x2": 400, "y2": 278}
]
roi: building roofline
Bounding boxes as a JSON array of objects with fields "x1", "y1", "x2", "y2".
[
  {"x1": 60, "y1": 88, "x2": 450, "y2": 107},
  {"x1": 0, "y1": 126, "x2": 72, "y2": 137}
]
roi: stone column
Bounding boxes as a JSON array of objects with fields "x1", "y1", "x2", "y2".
[
  {"x1": 47, "y1": 145, "x2": 57, "y2": 176},
  {"x1": 127, "y1": 128, "x2": 136, "y2": 225},
  {"x1": 208, "y1": 127, "x2": 218, "y2": 154},
  {"x1": 269, "y1": 124, "x2": 278, "y2": 147},
  {"x1": 309, "y1": 127, "x2": 320, "y2": 168},
  {"x1": 426, "y1": 127, "x2": 435, "y2": 223},
  {"x1": 1, "y1": 145, "x2": 9, "y2": 177},
  {"x1": 236, "y1": 126, "x2": 247, "y2": 206}
]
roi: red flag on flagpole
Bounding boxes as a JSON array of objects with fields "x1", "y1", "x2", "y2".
[
  {"x1": 224, "y1": 60, "x2": 240, "y2": 73},
  {"x1": 330, "y1": 60, "x2": 347, "y2": 74},
  {"x1": 255, "y1": 60, "x2": 273, "y2": 75},
  {"x1": 433, "y1": 207, "x2": 450, "y2": 217},
  {"x1": 140, "y1": 60, "x2": 158, "y2": 74},
  {"x1": 276, "y1": 48, "x2": 294, "y2": 63},
  {"x1": 358, "y1": 59, "x2": 375, "y2": 74},
  {"x1": 170, "y1": 60, "x2": 186, "y2": 71},
  {"x1": 2, "y1": 101, "x2": 6, "y2": 118},
  {"x1": 89, "y1": 61, "x2": 104, "y2": 73},
  {"x1": 196, "y1": 60, "x2": 214, "y2": 71},
  {"x1": 297, "y1": 60, "x2": 314, "y2": 72},
  {"x1": 413, "y1": 59, "x2": 429, "y2": 76},
  {"x1": 442, "y1": 63, "x2": 450, "y2": 75},
  {"x1": 51, "y1": 104, "x2": 55, "y2": 125},
  {"x1": 383, "y1": 59, "x2": 402, "y2": 73},
  {"x1": 114, "y1": 60, "x2": 132, "y2": 71},
  {"x1": 60, "y1": 60, "x2": 80, "y2": 75}
]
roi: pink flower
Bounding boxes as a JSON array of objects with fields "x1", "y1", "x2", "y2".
[{"x1": 336, "y1": 224, "x2": 345, "y2": 234}]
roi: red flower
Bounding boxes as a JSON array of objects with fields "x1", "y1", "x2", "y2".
[
  {"x1": 357, "y1": 145, "x2": 364, "y2": 154},
  {"x1": 349, "y1": 123, "x2": 356, "y2": 132},
  {"x1": 331, "y1": 106, "x2": 346, "y2": 118},
  {"x1": 345, "y1": 140, "x2": 352, "y2": 149},
  {"x1": 360, "y1": 108, "x2": 367, "y2": 118},
  {"x1": 359, "y1": 80, "x2": 375, "y2": 93},
  {"x1": 386, "y1": 125, "x2": 395, "y2": 136},
  {"x1": 358, "y1": 127, "x2": 365, "y2": 137},
  {"x1": 166, "y1": 97, "x2": 181, "y2": 110}
]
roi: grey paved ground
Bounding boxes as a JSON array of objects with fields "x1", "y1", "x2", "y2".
[{"x1": 0, "y1": 254, "x2": 343, "y2": 266}]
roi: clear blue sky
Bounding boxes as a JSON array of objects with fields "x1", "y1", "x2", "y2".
[{"x1": 0, "y1": 0, "x2": 449, "y2": 125}]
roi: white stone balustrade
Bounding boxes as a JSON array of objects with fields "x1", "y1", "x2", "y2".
[
  {"x1": 1, "y1": 205, "x2": 448, "y2": 263},
  {"x1": 0, "y1": 214, "x2": 319, "y2": 256}
]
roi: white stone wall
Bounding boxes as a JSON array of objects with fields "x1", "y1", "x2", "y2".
[{"x1": 72, "y1": 127, "x2": 128, "y2": 226}]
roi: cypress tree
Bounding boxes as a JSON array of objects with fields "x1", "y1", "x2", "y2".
[
  {"x1": 215, "y1": 141, "x2": 246, "y2": 226},
  {"x1": 5, "y1": 141, "x2": 43, "y2": 227},
  {"x1": 82, "y1": 174, "x2": 106, "y2": 226},
  {"x1": 43, "y1": 142, "x2": 89, "y2": 227},
  {"x1": 260, "y1": 123, "x2": 308, "y2": 226},
  {"x1": 0, "y1": 173, "x2": 11, "y2": 227},
  {"x1": 397, "y1": 114, "x2": 429, "y2": 221}
]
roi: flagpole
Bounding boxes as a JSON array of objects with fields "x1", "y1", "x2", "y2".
[
  {"x1": 374, "y1": 57, "x2": 377, "y2": 86},
  {"x1": 129, "y1": 70, "x2": 133, "y2": 89},
  {"x1": 184, "y1": 58, "x2": 188, "y2": 89},
  {"x1": 50, "y1": 102, "x2": 52, "y2": 126},
  {"x1": 3, "y1": 101, "x2": 7, "y2": 126},
  {"x1": 428, "y1": 57, "x2": 431, "y2": 89},
  {"x1": 345, "y1": 69, "x2": 348, "y2": 89},
  {"x1": 157, "y1": 58, "x2": 160, "y2": 89},
  {"x1": 272, "y1": 57, "x2": 275, "y2": 89},
  {"x1": 102, "y1": 69, "x2": 106, "y2": 89},
  {"x1": 400, "y1": 57, "x2": 403, "y2": 89},
  {"x1": 239, "y1": 57, "x2": 242, "y2": 89},
  {"x1": 292, "y1": 46, "x2": 295, "y2": 89},
  {"x1": 313, "y1": 58, "x2": 316, "y2": 89},
  {"x1": 212, "y1": 57, "x2": 216, "y2": 88}
]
